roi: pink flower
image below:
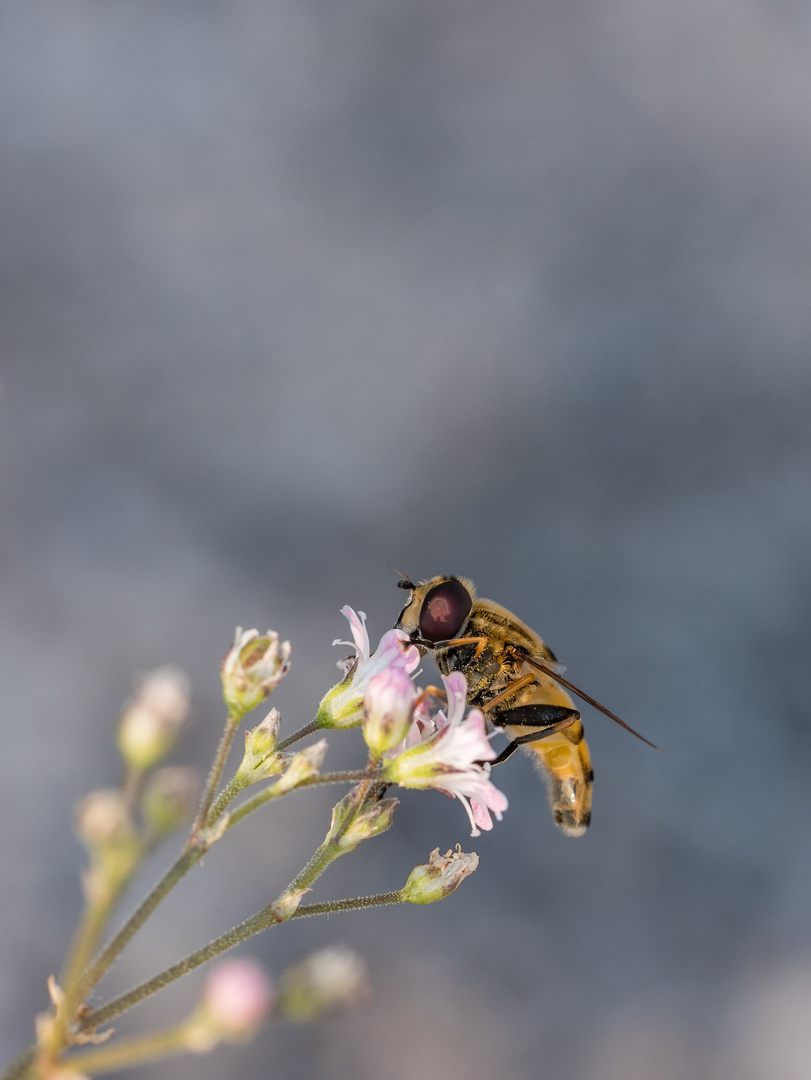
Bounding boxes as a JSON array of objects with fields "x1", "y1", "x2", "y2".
[
  {"x1": 202, "y1": 958, "x2": 274, "y2": 1036},
  {"x1": 382, "y1": 672, "x2": 508, "y2": 837},
  {"x1": 316, "y1": 607, "x2": 420, "y2": 729},
  {"x1": 362, "y1": 664, "x2": 417, "y2": 756}
]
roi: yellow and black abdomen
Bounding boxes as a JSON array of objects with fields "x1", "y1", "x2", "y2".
[{"x1": 499, "y1": 673, "x2": 593, "y2": 837}]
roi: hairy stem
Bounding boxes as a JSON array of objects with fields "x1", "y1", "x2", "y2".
[
  {"x1": 205, "y1": 772, "x2": 249, "y2": 827},
  {"x1": 77, "y1": 892, "x2": 405, "y2": 1035},
  {"x1": 276, "y1": 719, "x2": 320, "y2": 751},
  {"x1": 225, "y1": 769, "x2": 380, "y2": 830},
  {"x1": 66, "y1": 1024, "x2": 191, "y2": 1075},
  {"x1": 190, "y1": 714, "x2": 239, "y2": 840},
  {"x1": 73, "y1": 845, "x2": 201, "y2": 1004}
]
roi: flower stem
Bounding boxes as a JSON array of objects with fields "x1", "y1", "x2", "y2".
[
  {"x1": 225, "y1": 770, "x2": 380, "y2": 830},
  {"x1": 205, "y1": 772, "x2": 249, "y2": 827},
  {"x1": 190, "y1": 714, "x2": 240, "y2": 841},
  {"x1": 276, "y1": 719, "x2": 320, "y2": 751},
  {"x1": 60, "y1": 892, "x2": 121, "y2": 1013},
  {"x1": 65, "y1": 1024, "x2": 192, "y2": 1075},
  {"x1": 76, "y1": 892, "x2": 406, "y2": 1035},
  {"x1": 72, "y1": 768, "x2": 376, "y2": 1006},
  {"x1": 72, "y1": 845, "x2": 201, "y2": 1005},
  {"x1": 290, "y1": 891, "x2": 404, "y2": 917},
  {"x1": 77, "y1": 786, "x2": 385, "y2": 1035}
]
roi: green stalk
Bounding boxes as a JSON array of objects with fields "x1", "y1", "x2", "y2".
[
  {"x1": 77, "y1": 892, "x2": 405, "y2": 1035},
  {"x1": 190, "y1": 714, "x2": 240, "y2": 841},
  {"x1": 225, "y1": 769, "x2": 378, "y2": 829},
  {"x1": 65, "y1": 1024, "x2": 192, "y2": 1075},
  {"x1": 72, "y1": 844, "x2": 200, "y2": 1006}
]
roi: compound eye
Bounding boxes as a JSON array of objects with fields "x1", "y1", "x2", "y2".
[{"x1": 419, "y1": 580, "x2": 472, "y2": 643}]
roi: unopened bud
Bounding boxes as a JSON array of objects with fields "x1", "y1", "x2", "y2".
[
  {"x1": 74, "y1": 790, "x2": 142, "y2": 899},
  {"x1": 401, "y1": 846, "x2": 479, "y2": 905},
  {"x1": 278, "y1": 946, "x2": 369, "y2": 1022},
  {"x1": 185, "y1": 958, "x2": 274, "y2": 1051},
  {"x1": 271, "y1": 739, "x2": 328, "y2": 796},
  {"x1": 326, "y1": 791, "x2": 398, "y2": 853},
  {"x1": 236, "y1": 709, "x2": 284, "y2": 784},
  {"x1": 75, "y1": 790, "x2": 134, "y2": 849},
  {"x1": 117, "y1": 666, "x2": 190, "y2": 771},
  {"x1": 362, "y1": 666, "x2": 416, "y2": 757},
  {"x1": 221, "y1": 628, "x2": 291, "y2": 718},
  {"x1": 141, "y1": 766, "x2": 199, "y2": 839}
]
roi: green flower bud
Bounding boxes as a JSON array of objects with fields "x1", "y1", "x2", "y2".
[
  {"x1": 325, "y1": 790, "x2": 398, "y2": 853},
  {"x1": 236, "y1": 709, "x2": 285, "y2": 785}
]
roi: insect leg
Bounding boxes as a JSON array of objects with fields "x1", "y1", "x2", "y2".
[
  {"x1": 417, "y1": 634, "x2": 489, "y2": 658},
  {"x1": 479, "y1": 673, "x2": 536, "y2": 714},
  {"x1": 490, "y1": 705, "x2": 580, "y2": 767}
]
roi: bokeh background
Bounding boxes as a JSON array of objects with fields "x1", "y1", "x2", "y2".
[{"x1": 1, "y1": 2, "x2": 810, "y2": 1078}]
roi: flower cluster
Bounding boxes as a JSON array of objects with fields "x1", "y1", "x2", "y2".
[
  {"x1": 323, "y1": 607, "x2": 508, "y2": 838},
  {"x1": 17, "y1": 600, "x2": 505, "y2": 1080}
]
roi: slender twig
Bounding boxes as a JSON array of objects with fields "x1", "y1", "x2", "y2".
[
  {"x1": 205, "y1": 773, "x2": 249, "y2": 827},
  {"x1": 77, "y1": 892, "x2": 405, "y2": 1035},
  {"x1": 66, "y1": 1023, "x2": 192, "y2": 1075},
  {"x1": 225, "y1": 769, "x2": 380, "y2": 830},
  {"x1": 288, "y1": 892, "x2": 403, "y2": 917},
  {"x1": 72, "y1": 845, "x2": 201, "y2": 1005},
  {"x1": 70, "y1": 1024, "x2": 193, "y2": 1076},
  {"x1": 60, "y1": 892, "x2": 122, "y2": 1009},
  {"x1": 190, "y1": 714, "x2": 239, "y2": 840},
  {"x1": 73, "y1": 766, "x2": 374, "y2": 1003},
  {"x1": 276, "y1": 719, "x2": 320, "y2": 751}
]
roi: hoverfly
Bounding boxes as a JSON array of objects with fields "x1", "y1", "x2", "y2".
[{"x1": 395, "y1": 575, "x2": 658, "y2": 836}]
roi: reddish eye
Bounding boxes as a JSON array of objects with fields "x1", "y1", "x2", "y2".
[{"x1": 419, "y1": 580, "x2": 472, "y2": 643}]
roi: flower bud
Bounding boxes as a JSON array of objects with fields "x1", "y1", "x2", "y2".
[
  {"x1": 401, "y1": 846, "x2": 479, "y2": 905},
  {"x1": 221, "y1": 628, "x2": 291, "y2": 718},
  {"x1": 75, "y1": 790, "x2": 134, "y2": 849},
  {"x1": 117, "y1": 666, "x2": 190, "y2": 772},
  {"x1": 140, "y1": 766, "x2": 199, "y2": 839},
  {"x1": 236, "y1": 709, "x2": 285, "y2": 785},
  {"x1": 326, "y1": 790, "x2": 398, "y2": 853},
  {"x1": 277, "y1": 946, "x2": 369, "y2": 1022},
  {"x1": 185, "y1": 959, "x2": 274, "y2": 1051},
  {"x1": 271, "y1": 739, "x2": 328, "y2": 796},
  {"x1": 362, "y1": 666, "x2": 416, "y2": 757},
  {"x1": 74, "y1": 790, "x2": 142, "y2": 901}
]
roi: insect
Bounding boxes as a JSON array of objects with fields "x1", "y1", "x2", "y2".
[{"x1": 395, "y1": 575, "x2": 659, "y2": 836}]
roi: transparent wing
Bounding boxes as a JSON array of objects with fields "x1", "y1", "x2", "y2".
[{"x1": 518, "y1": 650, "x2": 663, "y2": 752}]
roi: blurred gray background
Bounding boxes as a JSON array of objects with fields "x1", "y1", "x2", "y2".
[{"x1": 1, "y1": 1, "x2": 810, "y2": 1078}]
